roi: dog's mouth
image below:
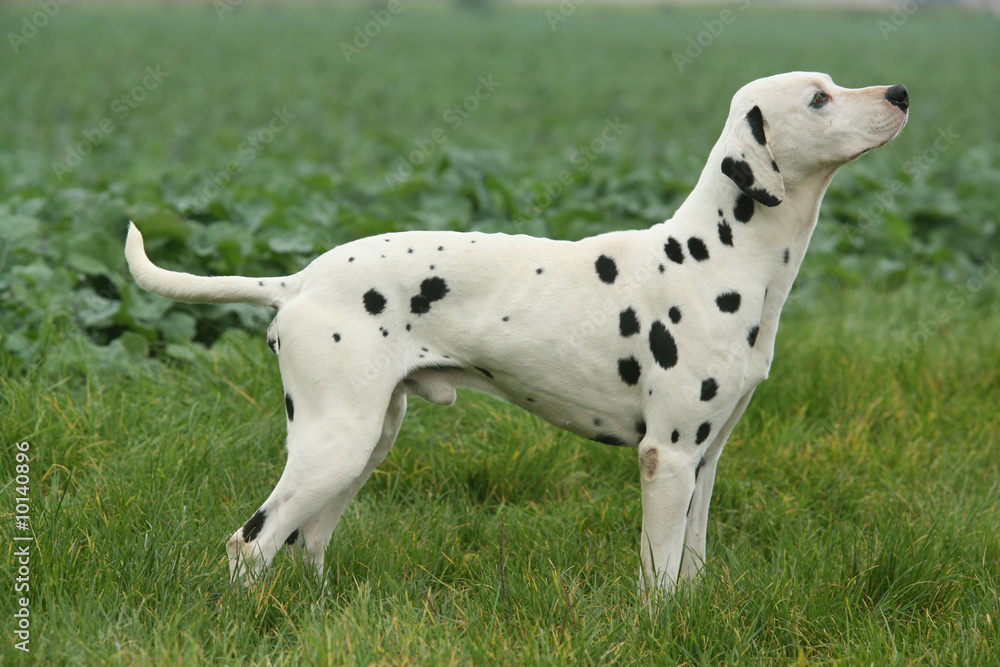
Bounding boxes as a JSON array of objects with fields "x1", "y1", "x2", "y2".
[{"x1": 850, "y1": 112, "x2": 908, "y2": 161}]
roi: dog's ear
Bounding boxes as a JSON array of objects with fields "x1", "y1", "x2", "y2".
[{"x1": 721, "y1": 106, "x2": 784, "y2": 207}]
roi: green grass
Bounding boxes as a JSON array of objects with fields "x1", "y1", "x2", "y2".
[
  {"x1": 2, "y1": 3, "x2": 1000, "y2": 665},
  {"x1": 2, "y1": 285, "x2": 998, "y2": 664}
]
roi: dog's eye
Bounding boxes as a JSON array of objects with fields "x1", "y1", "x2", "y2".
[{"x1": 809, "y1": 90, "x2": 830, "y2": 109}]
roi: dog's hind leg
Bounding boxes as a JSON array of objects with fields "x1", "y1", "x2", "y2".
[
  {"x1": 289, "y1": 385, "x2": 408, "y2": 580},
  {"x1": 226, "y1": 373, "x2": 402, "y2": 585}
]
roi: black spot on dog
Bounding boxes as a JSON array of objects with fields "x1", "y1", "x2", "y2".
[
  {"x1": 380, "y1": 327, "x2": 389, "y2": 337},
  {"x1": 718, "y1": 221, "x2": 734, "y2": 247},
  {"x1": 721, "y1": 157, "x2": 755, "y2": 192},
  {"x1": 285, "y1": 393, "x2": 295, "y2": 421},
  {"x1": 716, "y1": 291, "x2": 742, "y2": 313},
  {"x1": 502, "y1": 316, "x2": 511, "y2": 322},
  {"x1": 746, "y1": 105, "x2": 767, "y2": 145},
  {"x1": 783, "y1": 248, "x2": 790, "y2": 264},
  {"x1": 242, "y1": 509, "x2": 266, "y2": 543},
  {"x1": 717, "y1": 208, "x2": 724, "y2": 217},
  {"x1": 635, "y1": 421, "x2": 647, "y2": 437},
  {"x1": 410, "y1": 276, "x2": 450, "y2": 315},
  {"x1": 671, "y1": 429, "x2": 680, "y2": 444},
  {"x1": 595, "y1": 255, "x2": 618, "y2": 284},
  {"x1": 658, "y1": 264, "x2": 665, "y2": 273},
  {"x1": 687, "y1": 237, "x2": 709, "y2": 261},
  {"x1": 618, "y1": 356, "x2": 642, "y2": 386},
  {"x1": 285, "y1": 528, "x2": 300, "y2": 546},
  {"x1": 267, "y1": 337, "x2": 277, "y2": 355},
  {"x1": 669, "y1": 306, "x2": 681, "y2": 324},
  {"x1": 748, "y1": 325, "x2": 760, "y2": 347},
  {"x1": 363, "y1": 289, "x2": 387, "y2": 315},
  {"x1": 619, "y1": 308, "x2": 640, "y2": 337},
  {"x1": 406, "y1": 324, "x2": 412, "y2": 331},
  {"x1": 348, "y1": 257, "x2": 355, "y2": 263},
  {"x1": 649, "y1": 321, "x2": 678, "y2": 370},
  {"x1": 700, "y1": 378, "x2": 718, "y2": 401},
  {"x1": 438, "y1": 246, "x2": 444, "y2": 251},
  {"x1": 695, "y1": 422, "x2": 712, "y2": 445},
  {"x1": 734, "y1": 193, "x2": 754, "y2": 223},
  {"x1": 594, "y1": 434, "x2": 628, "y2": 447},
  {"x1": 664, "y1": 237, "x2": 684, "y2": 264},
  {"x1": 332, "y1": 333, "x2": 341, "y2": 342},
  {"x1": 258, "y1": 280, "x2": 264, "y2": 287},
  {"x1": 536, "y1": 268, "x2": 544, "y2": 275},
  {"x1": 593, "y1": 417, "x2": 603, "y2": 427},
  {"x1": 475, "y1": 366, "x2": 494, "y2": 380},
  {"x1": 408, "y1": 248, "x2": 414, "y2": 254},
  {"x1": 526, "y1": 397, "x2": 535, "y2": 403}
]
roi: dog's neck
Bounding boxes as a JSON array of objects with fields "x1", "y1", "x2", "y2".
[{"x1": 670, "y1": 145, "x2": 840, "y2": 297}]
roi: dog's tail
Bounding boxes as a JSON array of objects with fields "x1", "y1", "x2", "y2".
[{"x1": 125, "y1": 222, "x2": 298, "y2": 308}]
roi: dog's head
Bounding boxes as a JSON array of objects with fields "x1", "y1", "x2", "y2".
[{"x1": 720, "y1": 72, "x2": 909, "y2": 206}]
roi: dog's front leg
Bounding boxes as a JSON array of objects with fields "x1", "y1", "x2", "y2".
[{"x1": 637, "y1": 439, "x2": 700, "y2": 593}]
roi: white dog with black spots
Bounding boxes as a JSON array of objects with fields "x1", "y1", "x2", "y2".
[{"x1": 125, "y1": 72, "x2": 908, "y2": 591}]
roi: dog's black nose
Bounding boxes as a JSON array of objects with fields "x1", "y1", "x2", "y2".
[{"x1": 885, "y1": 84, "x2": 908, "y2": 113}]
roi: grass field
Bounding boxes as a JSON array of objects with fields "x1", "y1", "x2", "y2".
[{"x1": 2, "y1": 3, "x2": 999, "y2": 665}]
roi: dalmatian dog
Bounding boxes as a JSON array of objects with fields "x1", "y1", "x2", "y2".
[{"x1": 125, "y1": 72, "x2": 908, "y2": 591}]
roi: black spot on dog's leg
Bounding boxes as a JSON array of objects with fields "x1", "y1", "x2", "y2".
[
  {"x1": 284, "y1": 528, "x2": 300, "y2": 546},
  {"x1": 649, "y1": 321, "x2": 678, "y2": 370},
  {"x1": 284, "y1": 393, "x2": 295, "y2": 421},
  {"x1": 669, "y1": 306, "x2": 681, "y2": 324},
  {"x1": 695, "y1": 422, "x2": 712, "y2": 445},
  {"x1": 242, "y1": 509, "x2": 266, "y2": 543},
  {"x1": 782, "y1": 248, "x2": 790, "y2": 264},
  {"x1": 664, "y1": 237, "x2": 684, "y2": 264},
  {"x1": 333, "y1": 333, "x2": 341, "y2": 342},
  {"x1": 700, "y1": 378, "x2": 718, "y2": 401},
  {"x1": 595, "y1": 255, "x2": 618, "y2": 284},
  {"x1": 363, "y1": 289, "x2": 387, "y2": 315},
  {"x1": 619, "y1": 308, "x2": 640, "y2": 337},
  {"x1": 748, "y1": 325, "x2": 760, "y2": 347},
  {"x1": 716, "y1": 291, "x2": 742, "y2": 314},
  {"x1": 618, "y1": 356, "x2": 642, "y2": 386},
  {"x1": 671, "y1": 429, "x2": 680, "y2": 444}
]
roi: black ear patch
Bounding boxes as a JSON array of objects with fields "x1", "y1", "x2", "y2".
[{"x1": 746, "y1": 106, "x2": 767, "y2": 145}]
